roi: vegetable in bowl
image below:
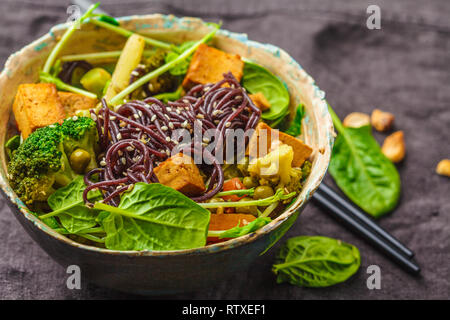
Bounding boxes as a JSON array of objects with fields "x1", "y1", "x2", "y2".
[
  {"x1": 0, "y1": 6, "x2": 334, "y2": 295},
  {"x1": 7, "y1": 117, "x2": 98, "y2": 206}
]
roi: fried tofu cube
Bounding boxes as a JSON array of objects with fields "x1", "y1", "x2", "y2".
[
  {"x1": 247, "y1": 122, "x2": 313, "y2": 167},
  {"x1": 182, "y1": 44, "x2": 244, "y2": 89},
  {"x1": 154, "y1": 153, "x2": 206, "y2": 196},
  {"x1": 12, "y1": 83, "x2": 66, "y2": 138},
  {"x1": 249, "y1": 92, "x2": 271, "y2": 111},
  {"x1": 58, "y1": 92, "x2": 97, "y2": 117}
]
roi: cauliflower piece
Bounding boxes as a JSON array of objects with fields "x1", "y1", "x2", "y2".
[{"x1": 248, "y1": 144, "x2": 294, "y2": 185}]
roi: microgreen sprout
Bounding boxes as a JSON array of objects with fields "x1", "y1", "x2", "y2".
[
  {"x1": 215, "y1": 188, "x2": 255, "y2": 198},
  {"x1": 60, "y1": 50, "x2": 155, "y2": 62},
  {"x1": 108, "y1": 24, "x2": 220, "y2": 105},
  {"x1": 200, "y1": 189, "x2": 296, "y2": 209},
  {"x1": 89, "y1": 18, "x2": 178, "y2": 52},
  {"x1": 39, "y1": 72, "x2": 97, "y2": 99},
  {"x1": 43, "y1": 3, "x2": 100, "y2": 73}
]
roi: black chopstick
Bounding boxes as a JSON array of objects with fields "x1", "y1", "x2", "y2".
[
  {"x1": 312, "y1": 185, "x2": 420, "y2": 275},
  {"x1": 318, "y1": 183, "x2": 414, "y2": 259}
]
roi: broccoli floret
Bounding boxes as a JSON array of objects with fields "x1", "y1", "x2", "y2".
[
  {"x1": 283, "y1": 161, "x2": 312, "y2": 194},
  {"x1": 61, "y1": 115, "x2": 96, "y2": 140},
  {"x1": 284, "y1": 168, "x2": 303, "y2": 194},
  {"x1": 7, "y1": 117, "x2": 98, "y2": 205},
  {"x1": 301, "y1": 160, "x2": 312, "y2": 181},
  {"x1": 146, "y1": 49, "x2": 167, "y2": 70},
  {"x1": 130, "y1": 49, "x2": 181, "y2": 100}
]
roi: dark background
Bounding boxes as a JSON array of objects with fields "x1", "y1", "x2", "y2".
[{"x1": 0, "y1": 0, "x2": 449, "y2": 299}]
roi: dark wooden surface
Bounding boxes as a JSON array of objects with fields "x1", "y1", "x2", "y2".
[{"x1": 0, "y1": 0, "x2": 449, "y2": 299}]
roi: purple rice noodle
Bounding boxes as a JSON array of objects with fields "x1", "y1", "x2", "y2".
[
  {"x1": 84, "y1": 72, "x2": 261, "y2": 206},
  {"x1": 58, "y1": 61, "x2": 93, "y2": 84}
]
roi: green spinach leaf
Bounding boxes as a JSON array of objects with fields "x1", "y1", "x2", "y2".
[
  {"x1": 328, "y1": 105, "x2": 401, "y2": 217},
  {"x1": 57, "y1": 210, "x2": 97, "y2": 234},
  {"x1": 242, "y1": 61, "x2": 290, "y2": 121},
  {"x1": 273, "y1": 236, "x2": 360, "y2": 287},
  {"x1": 95, "y1": 183, "x2": 211, "y2": 251},
  {"x1": 96, "y1": 14, "x2": 120, "y2": 26},
  {"x1": 283, "y1": 103, "x2": 305, "y2": 136},
  {"x1": 165, "y1": 41, "x2": 196, "y2": 76},
  {"x1": 44, "y1": 176, "x2": 101, "y2": 233},
  {"x1": 152, "y1": 85, "x2": 183, "y2": 103}
]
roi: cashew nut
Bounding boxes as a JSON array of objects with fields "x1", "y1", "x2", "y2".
[
  {"x1": 343, "y1": 112, "x2": 370, "y2": 128},
  {"x1": 381, "y1": 131, "x2": 405, "y2": 163},
  {"x1": 436, "y1": 159, "x2": 450, "y2": 177},
  {"x1": 371, "y1": 109, "x2": 395, "y2": 132}
]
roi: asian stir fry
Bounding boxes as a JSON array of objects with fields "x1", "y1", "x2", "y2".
[{"x1": 5, "y1": 4, "x2": 313, "y2": 250}]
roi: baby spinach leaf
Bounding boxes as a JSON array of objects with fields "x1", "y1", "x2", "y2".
[
  {"x1": 218, "y1": 217, "x2": 271, "y2": 239},
  {"x1": 267, "y1": 108, "x2": 290, "y2": 129},
  {"x1": 273, "y1": 236, "x2": 360, "y2": 287},
  {"x1": 165, "y1": 41, "x2": 196, "y2": 76},
  {"x1": 57, "y1": 209, "x2": 98, "y2": 234},
  {"x1": 242, "y1": 61, "x2": 290, "y2": 121},
  {"x1": 153, "y1": 85, "x2": 183, "y2": 103},
  {"x1": 328, "y1": 105, "x2": 401, "y2": 217},
  {"x1": 95, "y1": 183, "x2": 211, "y2": 251},
  {"x1": 44, "y1": 176, "x2": 101, "y2": 233}
]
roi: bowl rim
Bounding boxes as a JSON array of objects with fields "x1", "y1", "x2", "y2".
[{"x1": 0, "y1": 14, "x2": 334, "y2": 257}]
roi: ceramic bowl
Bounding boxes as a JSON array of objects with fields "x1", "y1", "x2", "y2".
[{"x1": 0, "y1": 14, "x2": 333, "y2": 295}]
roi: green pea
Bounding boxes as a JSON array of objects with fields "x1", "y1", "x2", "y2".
[
  {"x1": 253, "y1": 185, "x2": 274, "y2": 200},
  {"x1": 70, "y1": 148, "x2": 91, "y2": 174},
  {"x1": 243, "y1": 176, "x2": 258, "y2": 189},
  {"x1": 237, "y1": 197, "x2": 258, "y2": 216}
]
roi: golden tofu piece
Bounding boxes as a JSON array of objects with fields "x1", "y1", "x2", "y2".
[
  {"x1": 249, "y1": 92, "x2": 271, "y2": 111},
  {"x1": 277, "y1": 130, "x2": 313, "y2": 167},
  {"x1": 12, "y1": 83, "x2": 66, "y2": 138},
  {"x1": 58, "y1": 91, "x2": 98, "y2": 117},
  {"x1": 247, "y1": 122, "x2": 312, "y2": 167},
  {"x1": 154, "y1": 153, "x2": 206, "y2": 196},
  {"x1": 182, "y1": 44, "x2": 244, "y2": 89}
]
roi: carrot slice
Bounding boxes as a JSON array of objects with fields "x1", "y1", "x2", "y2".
[{"x1": 221, "y1": 177, "x2": 246, "y2": 201}]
